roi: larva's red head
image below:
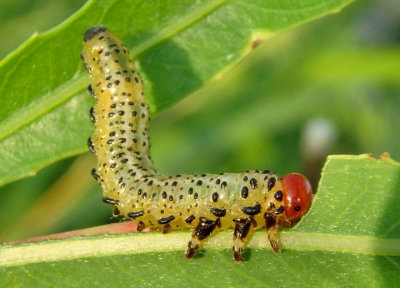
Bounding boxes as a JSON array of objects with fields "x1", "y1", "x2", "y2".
[{"x1": 280, "y1": 173, "x2": 312, "y2": 225}]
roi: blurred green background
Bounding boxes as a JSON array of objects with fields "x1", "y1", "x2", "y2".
[{"x1": 0, "y1": 0, "x2": 399, "y2": 242}]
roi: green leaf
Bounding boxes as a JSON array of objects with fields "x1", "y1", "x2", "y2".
[
  {"x1": 1, "y1": 154, "x2": 399, "y2": 287},
  {"x1": 0, "y1": 0, "x2": 353, "y2": 186}
]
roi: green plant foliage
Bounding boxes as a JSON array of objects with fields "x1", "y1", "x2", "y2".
[
  {"x1": 0, "y1": 0, "x2": 352, "y2": 186},
  {"x1": 1, "y1": 155, "x2": 399, "y2": 287},
  {"x1": 1, "y1": 0, "x2": 400, "y2": 286}
]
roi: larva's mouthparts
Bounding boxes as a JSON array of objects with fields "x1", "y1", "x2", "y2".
[{"x1": 280, "y1": 173, "x2": 313, "y2": 226}]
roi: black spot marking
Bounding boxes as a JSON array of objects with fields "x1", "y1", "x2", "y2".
[
  {"x1": 250, "y1": 178, "x2": 258, "y2": 189},
  {"x1": 91, "y1": 168, "x2": 101, "y2": 181},
  {"x1": 212, "y1": 192, "x2": 219, "y2": 202},
  {"x1": 274, "y1": 190, "x2": 283, "y2": 201},
  {"x1": 273, "y1": 206, "x2": 284, "y2": 215},
  {"x1": 241, "y1": 186, "x2": 249, "y2": 198},
  {"x1": 242, "y1": 204, "x2": 261, "y2": 216},
  {"x1": 210, "y1": 208, "x2": 226, "y2": 217},
  {"x1": 158, "y1": 215, "x2": 175, "y2": 224},
  {"x1": 127, "y1": 210, "x2": 144, "y2": 219},
  {"x1": 221, "y1": 181, "x2": 227, "y2": 189},
  {"x1": 268, "y1": 177, "x2": 276, "y2": 191},
  {"x1": 295, "y1": 205, "x2": 301, "y2": 211},
  {"x1": 102, "y1": 197, "x2": 120, "y2": 205},
  {"x1": 87, "y1": 85, "x2": 95, "y2": 99},
  {"x1": 185, "y1": 215, "x2": 196, "y2": 224},
  {"x1": 89, "y1": 107, "x2": 96, "y2": 122},
  {"x1": 87, "y1": 137, "x2": 95, "y2": 154}
]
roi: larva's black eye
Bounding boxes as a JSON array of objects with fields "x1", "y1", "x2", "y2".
[{"x1": 281, "y1": 173, "x2": 312, "y2": 221}]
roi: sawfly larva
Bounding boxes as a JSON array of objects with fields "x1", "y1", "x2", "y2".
[{"x1": 81, "y1": 26, "x2": 312, "y2": 261}]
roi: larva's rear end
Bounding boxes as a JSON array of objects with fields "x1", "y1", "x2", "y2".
[
  {"x1": 82, "y1": 27, "x2": 145, "y2": 104},
  {"x1": 82, "y1": 26, "x2": 155, "y2": 210}
]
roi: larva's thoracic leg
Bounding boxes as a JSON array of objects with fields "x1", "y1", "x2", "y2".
[
  {"x1": 264, "y1": 212, "x2": 280, "y2": 253},
  {"x1": 232, "y1": 218, "x2": 255, "y2": 261},
  {"x1": 185, "y1": 217, "x2": 220, "y2": 259}
]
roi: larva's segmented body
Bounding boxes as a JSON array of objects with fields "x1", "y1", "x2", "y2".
[{"x1": 82, "y1": 26, "x2": 313, "y2": 261}]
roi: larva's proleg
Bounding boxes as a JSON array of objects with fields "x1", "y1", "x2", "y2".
[{"x1": 82, "y1": 26, "x2": 313, "y2": 262}]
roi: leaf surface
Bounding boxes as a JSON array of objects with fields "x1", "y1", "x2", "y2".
[
  {"x1": 1, "y1": 154, "x2": 399, "y2": 287},
  {"x1": 0, "y1": 0, "x2": 352, "y2": 186}
]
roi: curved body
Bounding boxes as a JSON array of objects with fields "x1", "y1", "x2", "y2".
[{"x1": 81, "y1": 26, "x2": 312, "y2": 261}]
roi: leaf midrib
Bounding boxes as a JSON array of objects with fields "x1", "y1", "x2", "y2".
[
  {"x1": 1, "y1": 230, "x2": 399, "y2": 267},
  {"x1": 0, "y1": 0, "x2": 228, "y2": 143}
]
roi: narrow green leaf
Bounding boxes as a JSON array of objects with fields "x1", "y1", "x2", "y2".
[
  {"x1": 1, "y1": 154, "x2": 399, "y2": 287},
  {"x1": 0, "y1": 0, "x2": 353, "y2": 186}
]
